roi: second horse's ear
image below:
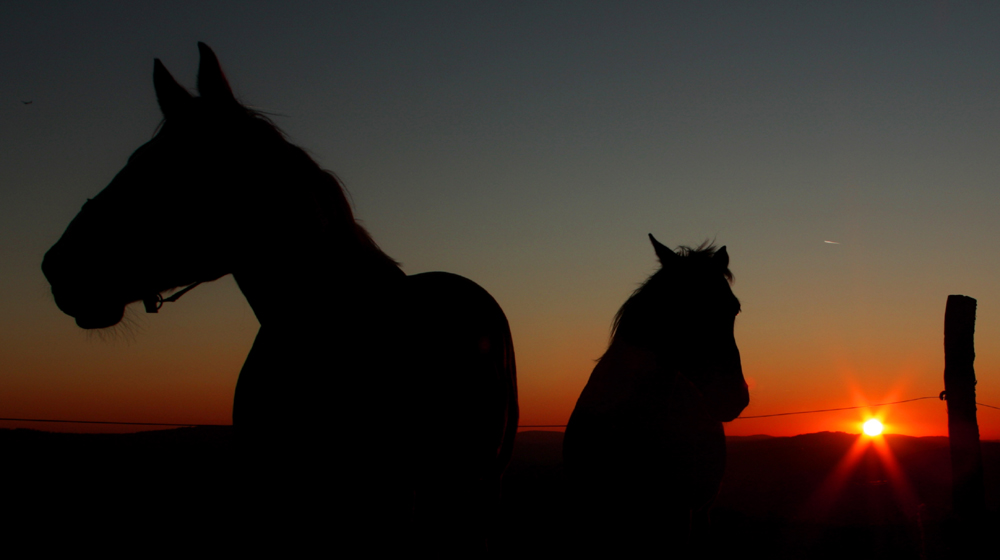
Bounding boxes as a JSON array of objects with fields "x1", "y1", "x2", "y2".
[
  {"x1": 649, "y1": 234, "x2": 678, "y2": 264},
  {"x1": 154, "y1": 59, "x2": 192, "y2": 118},
  {"x1": 714, "y1": 246, "x2": 729, "y2": 270},
  {"x1": 197, "y1": 42, "x2": 237, "y2": 104}
]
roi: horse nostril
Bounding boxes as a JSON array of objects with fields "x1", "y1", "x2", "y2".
[
  {"x1": 41, "y1": 249, "x2": 60, "y2": 284},
  {"x1": 42, "y1": 242, "x2": 78, "y2": 287}
]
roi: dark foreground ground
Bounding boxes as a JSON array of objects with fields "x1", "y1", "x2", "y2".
[
  {"x1": 3, "y1": 427, "x2": 998, "y2": 557},
  {"x1": 503, "y1": 431, "x2": 1000, "y2": 559}
]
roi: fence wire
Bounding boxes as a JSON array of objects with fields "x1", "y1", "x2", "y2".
[{"x1": 3, "y1": 395, "x2": 998, "y2": 428}]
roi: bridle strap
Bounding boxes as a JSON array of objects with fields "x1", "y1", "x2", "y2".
[{"x1": 143, "y1": 281, "x2": 203, "y2": 313}]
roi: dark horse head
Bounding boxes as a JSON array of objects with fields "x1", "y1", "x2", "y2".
[
  {"x1": 42, "y1": 44, "x2": 384, "y2": 329},
  {"x1": 611, "y1": 235, "x2": 749, "y2": 422}
]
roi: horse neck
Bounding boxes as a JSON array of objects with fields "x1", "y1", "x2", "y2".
[
  {"x1": 234, "y1": 243, "x2": 402, "y2": 327},
  {"x1": 603, "y1": 336, "x2": 676, "y2": 376},
  {"x1": 609, "y1": 300, "x2": 681, "y2": 374},
  {"x1": 228, "y1": 142, "x2": 404, "y2": 326}
]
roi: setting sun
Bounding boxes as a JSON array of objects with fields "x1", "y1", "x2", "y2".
[{"x1": 863, "y1": 419, "x2": 884, "y2": 436}]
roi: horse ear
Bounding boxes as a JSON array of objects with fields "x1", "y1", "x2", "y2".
[
  {"x1": 197, "y1": 43, "x2": 236, "y2": 104},
  {"x1": 649, "y1": 234, "x2": 678, "y2": 264},
  {"x1": 153, "y1": 59, "x2": 192, "y2": 117},
  {"x1": 714, "y1": 246, "x2": 730, "y2": 269}
]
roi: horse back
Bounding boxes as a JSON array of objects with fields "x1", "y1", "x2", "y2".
[
  {"x1": 231, "y1": 271, "x2": 516, "y2": 550},
  {"x1": 404, "y1": 272, "x2": 518, "y2": 473},
  {"x1": 403, "y1": 271, "x2": 518, "y2": 548}
]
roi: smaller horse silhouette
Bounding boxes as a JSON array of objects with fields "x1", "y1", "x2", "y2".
[{"x1": 563, "y1": 236, "x2": 749, "y2": 555}]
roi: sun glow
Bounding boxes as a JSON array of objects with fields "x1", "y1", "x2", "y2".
[{"x1": 863, "y1": 419, "x2": 884, "y2": 436}]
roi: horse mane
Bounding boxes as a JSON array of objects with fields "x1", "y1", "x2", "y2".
[
  {"x1": 609, "y1": 241, "x2": 733, "y2": 343},
  {"x1": 235, "y1": 107, "x2": 401, "y2": 272}
]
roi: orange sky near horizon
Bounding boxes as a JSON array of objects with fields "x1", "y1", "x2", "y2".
[{"x1": 4, "y1": 272, "x2": 999, "y2": 439}]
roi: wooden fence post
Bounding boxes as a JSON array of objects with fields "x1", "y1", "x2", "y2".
[{"x1": 943, "y1": 294, "x2": 985, "y2": 518}]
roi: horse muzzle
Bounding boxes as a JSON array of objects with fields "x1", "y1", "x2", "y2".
[
  {"x1": 48, "y1": 285, "x2": 126, "y2": 329},
  {"x1": 44, "y1": 247, "x2": 128, "y2": 329}
]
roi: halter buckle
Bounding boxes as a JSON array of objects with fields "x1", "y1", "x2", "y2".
[
  {"x1": 143, "y1": 294, "x2": 163, "y2": 313},
  {"x1": 142, "y1": 281, "x2": 202, "y2": 313}
]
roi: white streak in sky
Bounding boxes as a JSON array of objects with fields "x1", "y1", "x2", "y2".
[{"x1": 824, "y1": 240, "x2": 840, "y2": 244}]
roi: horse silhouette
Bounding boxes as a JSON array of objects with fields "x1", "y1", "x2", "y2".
[
  {"x1": 563, "y1": 236, "x2": 748, "y2": 555},
  {"x1": 42, "y1": 44, "x2": 518, "y2": 552}
]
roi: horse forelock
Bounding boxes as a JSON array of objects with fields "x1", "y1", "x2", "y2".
[{"x1": 672, "y1": 242, "x2": 734, "y2": 284}]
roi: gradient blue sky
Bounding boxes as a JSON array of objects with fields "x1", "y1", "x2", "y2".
[{"x1": 3, "y1": 1, "x2": 1000, "y2": 436}]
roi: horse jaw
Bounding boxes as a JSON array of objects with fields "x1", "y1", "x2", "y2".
[{"x1": 699, "y1": 378, "x2": 750, "y2": 422}]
